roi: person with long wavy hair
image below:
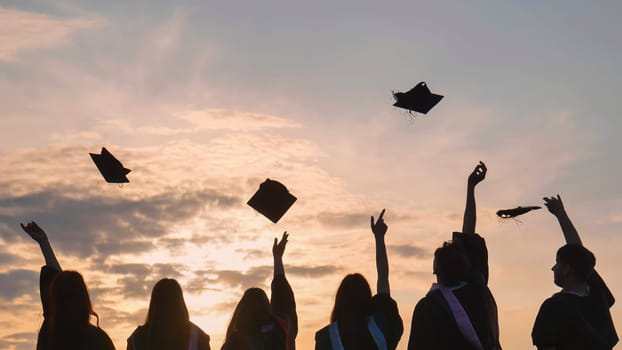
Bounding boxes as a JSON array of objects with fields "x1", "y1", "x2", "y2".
[
  {"x1": 127, "y1": 278, "x2": 211, "y2": 350},
  {"x1": 222, "y1": 232, "x2": 297, "y2": 350},
  {"x1": 315, "y1": 210, "x2": 404, "y2": 350},
  {"x1": 20, "y1": 221, "x2": 115, "y2": 350}
]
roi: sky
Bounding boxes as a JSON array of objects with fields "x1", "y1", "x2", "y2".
[{"x1": 1, "y1": 1, "x2": 621, "y2": 349}]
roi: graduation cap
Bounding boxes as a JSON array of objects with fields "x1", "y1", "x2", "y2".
[
  {"x1": 89, "y1": 147, "x2": 131, "y2": 183},
  {"x1": 393, "y1": 82, "x2": 444, "y2": 114},
  {"x1": 247, "y1": 179, "x2": 297, "y2": 223},
  {"x1": 496, "y1": 206, "x2": 541, "y2": 219}
]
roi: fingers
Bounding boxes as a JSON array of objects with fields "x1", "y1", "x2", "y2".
[
  {"x1": 281, "y1": 231, "x2": 288, "y2": 246},
  {"x1": 378, "y1": 209, "x2": 386, "y2": 221}
]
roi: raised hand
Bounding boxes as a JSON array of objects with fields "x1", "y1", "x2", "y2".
[
  {"x1": 371, "y1": 209, "x2": 387, "y2": 238},
  {"x1": 543, "y1": 195, "x2": 566, "y2": 217},
  {"x1": 467, "y1": 161, "x2": 487, "y2": 188},
  {"x1": 273, "y1": 231, "x2": 289, "y2": 259},
  {"x1": 20, "y1": 221, "x2": 61, "y2": 270},
  {"x1": 20, "y1": 221, "x2": 48, "y2": 243}
]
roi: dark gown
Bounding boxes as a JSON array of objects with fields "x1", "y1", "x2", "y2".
[
  {"x1": 221, "y1": 273, "x2": 298, "y2": 350},
  {"x1": 315, "y1": 293, "x2": 404, "y2": 350},
  {"x1": 532, "y1": 270, "x2": 618, "y2": 350},
  {"x1": 37, "y1": 266, "x2": 115, "y2": 350},
  {"x1": 408, "y1": 232, "x2": 501, "y2": 350}
]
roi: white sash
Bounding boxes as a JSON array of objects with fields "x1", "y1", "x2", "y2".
[
  {"x1": 327, "y1": 317, "x2": 387, "y2": 350},
  {"x1": 431, "y1": 283, "x2": 484, "y2": 350}
]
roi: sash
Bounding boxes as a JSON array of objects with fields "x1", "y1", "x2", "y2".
[
  {"x1": 188, "y1": 324, "x2": 198, "y2": 350},
  {"x1": 431, "y1": 283, "x2": 484, "y2": 350},
  {"x1": 327, "y1": 317, "x2": 387, "y2": 350}
]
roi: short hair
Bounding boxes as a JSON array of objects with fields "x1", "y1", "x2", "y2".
[
  {"x1": 556, "y1": 244, "x2": 596, "y2": 282},
  {"x1": 434, "y1": 241, "x2": 470, "y2": 286}
]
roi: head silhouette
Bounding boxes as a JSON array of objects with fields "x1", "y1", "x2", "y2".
[
  {"x1": 433, "y1": 241, "x2": 471, "y2": 286},
  {"x1": 144, "y1": 278, "x2": 191, "y2": 350},
  {"x1": 224, "y1": 287, "x2": 271, "y2": 343},
  {"x1": 330, "y1": 273, "x2": 372, "y2": 322},
  {"x1": 553, "y1": 244, "x2": 596, "y2": 287},
  {"x1": 45, "y1": 271, "x2": 97, "y2": 349}
]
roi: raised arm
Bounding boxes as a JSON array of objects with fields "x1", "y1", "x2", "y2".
[
  {"x1": 543, "y1": 195, "x2": 582, "y2": 245},
  {"x1": 271, "y1": 232, "x2": 298, "y2": 345},
  {"x1": 461, "y1": 161, "x2": 487, "y2": 235},
  {"x1": 273, "y1": 231, "x2": 288, "y2": 277},
  {"x1": 371, "y1": 209, "x2": 390, "y2": 295},
  {"x1": 20, "y1": 221, "x2": 61, "y2": 271}
]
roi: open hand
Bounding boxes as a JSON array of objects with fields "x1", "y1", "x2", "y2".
[
  {"x1": 543, "y1": 195, "x2": 565, "y2": 217},
  {"x1": 20, "y1": 221, "x2": 48, "y2": 243},
  {"x1": 273, "y1": 231, "x2": 289, "y2": 259},
  {"x1": 371, "y1": 209, "x2": 387, "y2": 237},
  {"x1": 468, "y1": 161, "x2": 487, "y2": 187}
]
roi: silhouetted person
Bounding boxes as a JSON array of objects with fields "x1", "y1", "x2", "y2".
[
  {"x1": 127, "y1": 278, "x2": 211, "y2": 350},
  {"x1": 315, "y1": 209, "x2": 403, "y2": 350},
  {"x1": 221, "y1": 232, "x2": 297, "y2": 350},
  {"x1": 531, "y1": 195, "x2": 618, "y2": 349},
  {"x1": 21, "y1": 221, "x2": 115, "y2": 350},
  {"x1": 408, "y1": 162, "x2": 501, "y2": 350}
]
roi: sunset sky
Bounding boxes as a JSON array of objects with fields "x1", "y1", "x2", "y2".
[{"x1": 1, "y1": 1, "x2": 621, "y2": 349}]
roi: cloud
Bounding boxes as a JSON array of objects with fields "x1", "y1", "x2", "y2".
[
  {"x1": 287, "y1": 265, "x2": 342, "y2": 278},
  {"x1": 211, "y1": 265, "x2": 272, "y2": 290},
  {"x1": 316, "y1": 211, "x2": 370, "y2": 229},
  {"x1": 95, "y1": 108, "x2": 302, "y2": 137},
  {"x1": 0, "y1": 331, "x2": 37, "y2": 350},
  {"x1": 0, "y1": 269, "x2": 38, "y2": 301},
  {"x1": 98, "y1": 262, "x2": 186, "y2": 300},
  {"x1": 0, "y1": 251, "x2": 23, "y2": 265},
  {"x1": 0, "y1": 186, "x2": 241, "y2": 260},
  {"x1": 389, "y1": 244, "x2": 430, "y2": 259},
  {"x1": 0, "y1": 7, "x2": 100, "y2": 61}
]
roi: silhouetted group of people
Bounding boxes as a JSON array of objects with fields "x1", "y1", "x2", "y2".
[{"x1": 20, "y1": 162, "x2": 618, "y2": 349}]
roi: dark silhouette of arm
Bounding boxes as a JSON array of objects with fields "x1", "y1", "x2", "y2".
[
  {"x1": 461, "y1": 161, "x2": 487, "y2": 235},
  {"x1": 21, "y1": 221, "x2": 61, "y2": 271},
  {"x1": 543, "y1": 195, "x2": 582, "y2": 245},
  {"x1": 270, "y1": 232, "x2": 298, "y2": 345},
  {"x1": 371, "y1": 209, "x2": 390, "y2": 295}
]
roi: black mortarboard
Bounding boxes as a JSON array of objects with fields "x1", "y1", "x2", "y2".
[
  {"x1": 89, "y1": 147, "x2": 131, "y2": 183},
  {"x1": 393, "y1": 81, "x2": 444, "y2": 114},
  {"x1": 247, "y1": 179, "x2": 297, "y2": 223},
  {"x1": 496, "y1": 206, "x2": 541, "y2": 218}
]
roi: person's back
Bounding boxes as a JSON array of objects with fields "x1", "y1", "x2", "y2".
[
  {"x1": 20, "y1": 221, "x2": 115, "y2": 350},
  {"x1": 533, "y1": 272, "x2": 615, "y2": 350},
  {"x1": 410, "y1": 277, "x2": 497, "y2": 349},
  {"x1": 127, "y1": 278, "x2": 211, "y2": 350},
  {"x1": 408, "y1": 162, "x2": 500, "y2": 350},
  {"x1": 531, "y1": 196, "x2": 617, "y2": 350},
  {"x1": 222, "y1": 233, "x2": 297, "y2": 350},
  {"x1": 315, "y1": 210, "x2": 403, "y2": 350}
]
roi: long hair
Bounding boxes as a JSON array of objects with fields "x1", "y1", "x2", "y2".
[
  {"x1": 330, "y1": 273, "x2": 372, "y2": 323},
  {"x1": 144, "y1": 278, "x2": 191, "y2": 350},
  {"x1": 223, "y1": 287, "x2": 271, "y2": 348},
  {"x1": 45, "y1": 271, "x2": 98, "y2": 350}
]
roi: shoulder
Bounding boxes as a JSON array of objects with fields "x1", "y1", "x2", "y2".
[
  {"x1": 127, "y1": 325, "x2": 145, "y2": 340},
  {"x1": 371, "y1": 292, "x2": 401, "y2": 313},
  {"x1": 86, "y1": 325, "x2": 115, "y2": 350},
  {"x1": 314, "y1": 324, "x2": 332, "y2": 349},
  {"x1": 191, "y1": 322, "x2": 210, "y2": 339}
]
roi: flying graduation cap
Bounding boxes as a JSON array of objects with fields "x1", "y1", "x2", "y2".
[
  {"x1": 393, "y1": 81, "x2": 444, "y2": 114},
  {"x1": 89, "y1": 147, "x2": 131, "y2": 183},
  {"x1": 247, "y1": 178, "x2": 297, "y2": 223},
  {"x1": 496, "y1": 206, "x2": 541, "y2": 219}
]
